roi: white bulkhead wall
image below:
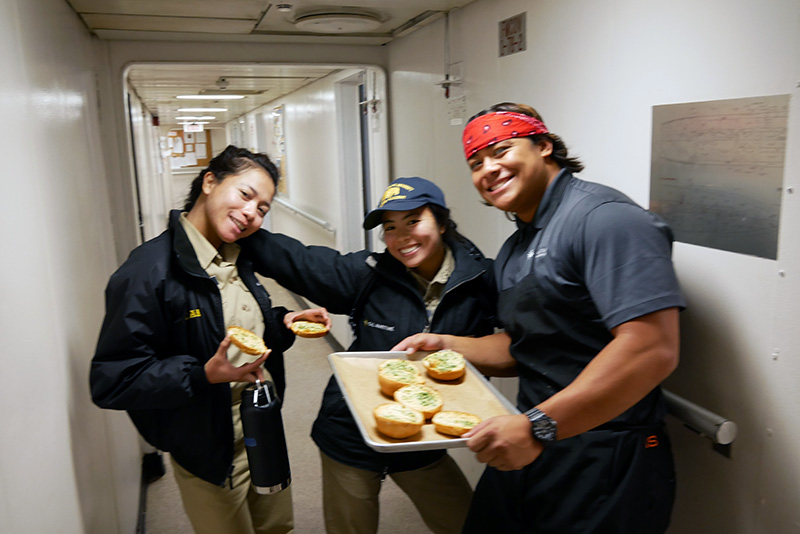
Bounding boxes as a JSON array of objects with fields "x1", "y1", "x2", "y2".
[
  {"x1": 0, "y1": 0, "x2": 141, "y2": 532},
  {"x1": 386, "y1": 0, "x2": 799, "y2": 532}
]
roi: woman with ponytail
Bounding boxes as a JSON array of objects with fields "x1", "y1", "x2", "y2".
[{"x1": 91, "y1": 145, "x2": 328, "y2": 534}]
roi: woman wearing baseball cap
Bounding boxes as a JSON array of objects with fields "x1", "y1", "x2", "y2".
[{"x1": 242, "y1": 176, "x2": 497, "y2": 534}]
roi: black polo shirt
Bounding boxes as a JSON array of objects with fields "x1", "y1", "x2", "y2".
[{"x1": 495, "y1": 170, "x2": 685, "y2": 424}]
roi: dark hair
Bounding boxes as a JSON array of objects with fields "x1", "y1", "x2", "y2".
[
  {"x1": 468, "y1": 102, "x2": 584, "y2": 174},
  {"x1": 184, "y1": 145, "x2": 280, "y2": 211},
  {"x1": 428, "y1": 203, "x2": 474, "y2": 248}
]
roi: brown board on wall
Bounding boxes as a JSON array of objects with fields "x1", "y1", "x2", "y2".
[{"x1": 170, "y1": 128, "x2": 212, "y2": 167}]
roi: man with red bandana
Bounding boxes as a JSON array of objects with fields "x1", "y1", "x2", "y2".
[{"x1": 394, "y1": 103, "x2": 684, "y2": 533}]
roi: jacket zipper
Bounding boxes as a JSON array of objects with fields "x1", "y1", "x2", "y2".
[{"x1": 427, "y1": 268, "x2": 486, "y2": 331}]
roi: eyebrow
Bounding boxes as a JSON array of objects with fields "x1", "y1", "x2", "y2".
[
  {"x1": 383, "y1": 209, "x2": 424, "y2": 225},
  {"x1": 245, "y1": 184, "x2": 271, "y2": 208}
]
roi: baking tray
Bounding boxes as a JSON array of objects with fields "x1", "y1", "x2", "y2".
[{"x1": 328, "y1": 351, "x2": 519, "y2": 453}]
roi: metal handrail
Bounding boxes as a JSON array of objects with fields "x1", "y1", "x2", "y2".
[
  {"x1": 663, "y1": 389, "x2": 738, "y2": 446},
  {"x1": 273, "y1": 196, "x2": 336, "y2": 234}
]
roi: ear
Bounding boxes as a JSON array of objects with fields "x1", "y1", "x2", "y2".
[
  {"x1": 201, "y1": 172, "x2": 217, "y2": 195},
  {"x1": 538, "y1": 139, "x2": 554, "y2": 158}
]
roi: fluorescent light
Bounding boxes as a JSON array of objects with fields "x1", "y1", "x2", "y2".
[
  {"x1": 178, "y1": 107, "x2": 228, "y2": 112},
  {"x1": 175, "y1": 116, "x2": 216, "y2": 120},
  {"x1": 177, "y1": 95, "x2": 245, "y2": 100},
  {"x1": 179, "y1": 121, "x2": 209, "y2": 125}
]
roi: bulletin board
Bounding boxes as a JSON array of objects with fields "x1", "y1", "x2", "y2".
[{"x1": 169, "y1": 129, "x2": 212, "y2": 168}]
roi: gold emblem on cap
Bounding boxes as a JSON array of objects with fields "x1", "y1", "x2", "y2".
[{"x1": 378, "y1": 183, "x2": 415, "y2": 208}]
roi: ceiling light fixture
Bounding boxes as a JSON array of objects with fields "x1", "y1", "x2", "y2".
[
  {"x1": 175, "y1": 116, "x2": 216, "y2": 121},
  {"x1": 177, "y1": 95, "x2": 244, "y2": 100},
  {"x1": 178, "y1": 107, "x2": 228, "y2": 112},
  {"x1": 294, "y1": 11, "x2": 382, "y2": 33}
]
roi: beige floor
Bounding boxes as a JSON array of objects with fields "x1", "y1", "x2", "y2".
[{"x1": 144, "y1": 278, "x2": 432, "y2": 534}]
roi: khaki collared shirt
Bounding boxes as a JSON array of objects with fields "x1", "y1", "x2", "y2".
[
  {"x1": 409, "y1": 245, "x2": 455, "y2": 330},
  {"x1": 180, "y1": 213, "x2": 265, "y2": 397}
]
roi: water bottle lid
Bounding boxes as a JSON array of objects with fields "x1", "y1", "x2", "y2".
[{"x1": 255, "y1": 378, "x2": 272, "y2": 404}]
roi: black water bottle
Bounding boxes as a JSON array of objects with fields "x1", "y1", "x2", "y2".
[{"x1": 240, "y1": 379, "x2": 291, "y2": 494}]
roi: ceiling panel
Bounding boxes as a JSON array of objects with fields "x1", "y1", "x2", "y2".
[
  {"x1": 67, "y1": 0, "x2": 476, "y2": 42},
  {"x1": 83, "y1": 14, "x2": 259, "y2": 34},
  {"x1": 67, "y1": 0, "x2": 270, "y2": 19}
]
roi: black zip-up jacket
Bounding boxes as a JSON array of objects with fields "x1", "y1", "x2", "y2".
[
  {"x1": 90, "y1": 210, "x2": 294, "y2": 486},
  {"x1": 242, "y1": 229, "x2": 496, "y2": 472}
]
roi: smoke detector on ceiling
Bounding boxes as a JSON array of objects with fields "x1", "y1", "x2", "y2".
[{"x1": 294, "y1": 10, "x2": 382, "y2": 33}]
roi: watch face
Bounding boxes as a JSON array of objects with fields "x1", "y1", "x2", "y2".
[
  {"x1": 532, "y1": 418, "x2": 557, "y2": 442},
  {"x1": 526, "y1": 408, "x2": 557, "y2": 443}
]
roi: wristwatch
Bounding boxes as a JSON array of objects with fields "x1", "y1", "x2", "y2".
[{"x1": 524, "y1": 407, "x2": 557, "y2": 445}]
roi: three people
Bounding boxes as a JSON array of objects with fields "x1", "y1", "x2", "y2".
[
  {"x1": 395, "y1": 103, "x2": 684, "y2": 533},
  {"x1": 241, "y1": 177, "x2": 497, "y2": 534},
  {"x1": 90, "y1": 145, "x2": 328, "y2": 534},
  {"x1": 93, "y1": 99, "x2": 683, "y2": 534}
]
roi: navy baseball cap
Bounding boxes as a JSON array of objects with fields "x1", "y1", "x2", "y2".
[{"x1": 363, "y1": 177, "x2": 448, "y2": 230}]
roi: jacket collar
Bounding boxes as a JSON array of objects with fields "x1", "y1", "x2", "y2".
[{"x1": 169, "y1": 210, "x2": 208, "y2": 278}]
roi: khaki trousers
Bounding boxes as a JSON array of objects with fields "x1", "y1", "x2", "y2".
[
  {"x1": 320, "y1": 451, "x2": 473, "y2": 534},
  {"x1": 171, "y1": 399, "x2": 294, "y2": 534}
]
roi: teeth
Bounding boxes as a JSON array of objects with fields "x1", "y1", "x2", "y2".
[
  {"x1": 232, "y1": 218, "x2": 245, "y2": 231},
  {"x1": 400, "y1": 245, "x2": 420, "y2": 255},
  {"x1": 489, "y1": 177, "x2": 510, "y2": 192}
]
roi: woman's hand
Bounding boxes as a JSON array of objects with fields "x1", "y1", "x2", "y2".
[
  {"x1": 464, "y1": 414, "x2": 543, "y2": 471},
  {"x1": 283, "y1": 307, "x2": 331, "y2": 330},
  {"x1": 204, "y1": 335, "x2": 269, "y2": 384}
]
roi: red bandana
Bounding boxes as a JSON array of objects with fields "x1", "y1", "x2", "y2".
[{"x1": 462, "y1": 112, "x2": 549, "y2": 159}]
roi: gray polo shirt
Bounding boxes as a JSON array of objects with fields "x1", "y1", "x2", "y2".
[{"x1": 495, "y1": 170, "x2": 685, "y2": 419}]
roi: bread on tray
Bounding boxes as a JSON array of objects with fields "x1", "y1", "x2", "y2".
[
  {"x1": 373, "y1": 403, "x2": 424, "y2": 438},
  {"x1": 393, "y1": 383, "x2": 444, "y2": 419},
  {"x1": 378, "y1": 359, "x2": 424, "y2": 396},
  {"x1": 432, "y1": 411, "x2": 482, "y2": 437},
  {"x1": 227, "y1": 326, "x2": 268, "y2": 355},
  {"x1": 423, "y1": 349, "x2": 466, "y2": 380},
  {"x1": 290, "y1": 320, "x2": 330, "y2": 338}
]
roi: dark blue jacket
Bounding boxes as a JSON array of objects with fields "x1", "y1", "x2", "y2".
[
  {"x1": 242, "y1": 229, "x2": 496, "y2": 472},
  {"x1": 90, "y1": 210, "x2": 294, "y2": 486}
]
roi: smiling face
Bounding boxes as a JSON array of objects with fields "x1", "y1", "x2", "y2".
[
  {"x1": 381, "y1": 206, "x2": 446, "y2": 281},
  {"x1": 188, "y1": 165, "x2": 276, "y2": 249},
  {"x1": 467, "y1": 137, "x2": 558, "y2": 223}
]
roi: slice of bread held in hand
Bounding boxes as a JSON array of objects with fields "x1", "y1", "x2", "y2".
[
  {"x1": 432, "y1": 411, "x2": 482, "y2": 437},
  {"x1": 373, "y1": 403, "x2": 424, "y2": 439},
  {"x1": 378, "y1": 359, "x2": 424, "y2": 396},
  {"x1": 393, "y1": 384, "x2": 444, "y2": 419},
  {"x1": 423, "y1": 349, "x2": 466, "y2": 380},
  {"x1": 290, "y1": 320, "x2": 330, "y2": 338},
  {"x1": 227, "y1": 326, "x2": 268, "y2": 355}
]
